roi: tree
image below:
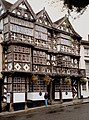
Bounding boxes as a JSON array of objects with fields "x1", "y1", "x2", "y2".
[
  {"x1": 62, "y1": 0, "x2": 89, "y2": 13},
  {"x1": 47, "y1": 0, "x2": 89, "y2": 15}
]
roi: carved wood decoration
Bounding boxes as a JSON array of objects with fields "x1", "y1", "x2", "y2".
[
  {"x1": 55, "y1": 16, "x2": 80, "y2": 37},
  {"x1": 10, "y1": 16, "x2": 34, "y2": 28},
  {"x1": 46, "y1": 54, "x2": 51, "y2": 73},
  {"x1": 57, "y1": 33, "x2": 79, "y2": 56},
  {"x1": 51, "y1": 55, "x2": 57, "y2": 73},
  {"x1": 10, "y1": 24, "x2": 34, "y2": 36},
  {"x1": 3, "y1": 45, "x2": 31, "y2": 72},
  {"x1": 3, "y1": 24, "x2": 9, "y2": 33},
  {"x1": 34, "y1": 25, "x2": 48, "y2": 49},
  {"x1": 9, "y1": 0, "x2": 36, "y2": 21},
  {"x1": 4, "y1": 46, "x2": 13, "y2": 71},
  {"x1": 33, "y1": 50, "x2": 47, "y2": 73},
  {"x1": 36, "y1": 8, "x2": 52, "y2": 27},
  {"x1": 13, "y1": 45, "x2": 31, "y2": 71},
  {"x1": 57, "y1": 55, "x2": 79, "y2": 76},
  {"x1": 51, "y1": 32, "x2": 57, "y2": 51},
  {"x1": 47, "y1": 31, "x2": 52, "y2": 50}
]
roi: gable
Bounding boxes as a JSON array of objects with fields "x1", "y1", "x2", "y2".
[
  {"x1": 9, "y1": 0, "x2": 36, "y2": 21},
  {"x1": 0, "y1": 0, "x2": 12, "y2": 16},
  {"x1": 59, "y1": 19, "x2": 73, "y2": 34},
  {"x1": 0, "y1": 3, "x2": 5, "y2": 16},
  {"x1": 36, "y1": 8, "x2": 53, "y2": 27},
  {"x1": 2, "y1": 0, "x2": 12, "y2": 10},
  {"x1": 54, "y1": 16, "x2": 80, "y2": 37}
]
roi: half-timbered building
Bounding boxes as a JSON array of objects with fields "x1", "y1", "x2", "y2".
[{"x1": 0, "y1": 0, "x2": 84, "y2": 111}]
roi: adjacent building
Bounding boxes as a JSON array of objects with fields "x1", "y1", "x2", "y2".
[
  {"x1": 80, "y1": 36, "x2": 89, "y2": 98},
  {"x1": 0, "y1": 0, "x2": 84, "y2": 111}
]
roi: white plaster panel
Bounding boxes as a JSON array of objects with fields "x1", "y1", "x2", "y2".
[
  {"x1": 81, "y1": 90, "x2": 89, "y2": 98},
  {"x1": 13, "y1": 93, "x2": 25, "y2": 103},
  {"x1": 62, "y1": 92, "x2": 73, "y2": 99},
  {"x1": 55, "y1": 92, "x2": 73, "y2": 99},
  {"x1": 55, "y1": 92, "x2": 60, "y2": 99},
  {"x1": 7, "y1": 93, "x2": 10, "y2": 103},
  {"x1": 27, "y1": 92, "x2": 45, "y2": 101}
]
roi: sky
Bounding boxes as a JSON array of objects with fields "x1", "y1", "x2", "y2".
[{"x1": 7, "y1": 0, "x2": 89, "y2": 40}]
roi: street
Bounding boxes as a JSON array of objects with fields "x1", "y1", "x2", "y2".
[{"x1": 0, "y1": 103, "x2": 89, "y2": 120}]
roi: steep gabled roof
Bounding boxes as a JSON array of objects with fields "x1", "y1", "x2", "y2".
[
  {"x1": 9, "y1": 0, "x2": 36, "y2": 20},
  {"x1": 0, "y1": 0, "x2": 12, "y2": 15},
  {"x1": 1, "y1": 0, "x2": 12, "y2": 10},
  {"x1": 54, "y1": 16, "x2": 65, "y2": 26},
  {"x1": 54, "y1": 15, "x2": 81, "y2": 38},
  {"x1": 36, "y1": 8, "x2": 53, "y2": 27}
]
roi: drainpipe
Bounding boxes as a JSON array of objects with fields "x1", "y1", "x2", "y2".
[
  {"x1": 49, "y1": 79, "x2": 52, "y2": 104},
  {"x1": 25, "y1": 77, "x2": 28, "y2": 110},
  {"x1": 60, "y1": 78, "x2": 63, "y2": 103},
  {"x1": 9, "y1": 76, "x2": 14, "y2": 112}
]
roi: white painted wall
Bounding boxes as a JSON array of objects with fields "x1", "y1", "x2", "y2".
[
  {"x1": 55, "y1": 92, "x2": 60, "y2": 99},
  {"x1": 7, "y1": 93, "x2": 25, "y2": 103},
  {"x1": 7, "y1": 93, "x2": 10, "y2": 103},
  {"x1": 55, "y1": 92, "x2": 73, "y2": 99},
  {"x1": 27, "y1": 92, "x2": 45, "y2": 101},
  {"x1": 62, "y1": 92, "x2": 73, "y2": 99},
  {"x1": 13, "y1": 93, "x2": 25, "y2": 103}
]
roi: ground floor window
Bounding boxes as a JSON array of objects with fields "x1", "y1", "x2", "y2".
[
  {"x1": 55, "y1": 81, "x2": 72, "y2": 92},
  {"x1": 13, "y1": 77, "x2": 25, "y2": 92},
  {"x1": 55, "y1": 81, "x2": 59, "y2": 92},
  {"x1": 7, "y1": 77, "x2": 25, "y2": 92},
  {"x1": 29, "y1": 77, "x2": 46, "y2": 92},
  {"x1": 62, "y1": 83, "x2": 72, "y2": 92}
]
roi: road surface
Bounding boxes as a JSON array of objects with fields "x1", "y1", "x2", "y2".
[{"x1": 0, "y1": 103, "x2": 89, "y2": 120}]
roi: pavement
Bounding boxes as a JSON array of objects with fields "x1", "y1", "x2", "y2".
[{"x1": 0, "y1": 98, "x2": 89, "y2": 116}]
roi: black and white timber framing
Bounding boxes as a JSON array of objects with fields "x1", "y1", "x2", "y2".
[{"x1": 0, "y1": 0, "x2": 85, "y2": 111}]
